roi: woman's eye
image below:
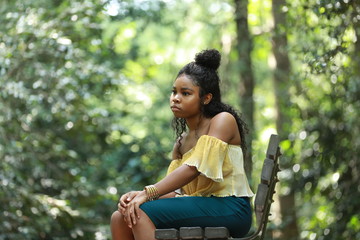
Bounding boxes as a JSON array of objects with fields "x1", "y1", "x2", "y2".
[{"x1": 183, "y1": 92, "x2": 190, "y2": 96}]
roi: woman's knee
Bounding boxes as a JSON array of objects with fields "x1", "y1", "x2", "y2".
[
  {"x1": 111, "y1": 210, "x2": 123, "y2": 224},
  {"x1": 133, "y1": 209, "x2": 155, "y2": 229}
]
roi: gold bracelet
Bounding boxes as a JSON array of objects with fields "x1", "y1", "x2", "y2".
[
  {"x1": 144, "y1": 185, "x2": 153, "y2": 201},
  {"x1": 144, "y1": 185, "x2": 160, "y2": 201},
  {"x1": 148, "y1": 185, "x2": 159, "y2": 201}
]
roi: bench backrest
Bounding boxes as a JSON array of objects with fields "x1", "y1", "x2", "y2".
[
  {"x1": 154, "y1": 134, "x2": 281, "y2": 240},
  {"x1": 252, "y1": 134, "x2": 281, "y2": 239}
]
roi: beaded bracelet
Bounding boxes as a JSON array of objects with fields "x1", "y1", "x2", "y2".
[{"x1": 144, "y1": 185, "x2": 160, "y2": 201}]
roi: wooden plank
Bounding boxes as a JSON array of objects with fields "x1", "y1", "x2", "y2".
[
  {"x1": 254, "y1": 183, "x2": 269, "y2": 210},
  {"x1": 155, "y1": 228, "x2": 179, "y2": 240},
  {"x1": 179, "y1": 227, "x2": 203, "y2": 239},
  {"x1": 204, "y1": 227, "x2": 229, "y2": 239},
  {"x1": 254, "y1": 183, "x2": 269, "y2": 227},
  {"x1": 266, "y1": 134, "x2": 279, "y2": 160},
  {"x1": 261, "y1": 158, "x2": 275, "y2": 185}
]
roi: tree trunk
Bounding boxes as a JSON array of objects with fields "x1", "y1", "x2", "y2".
[
  {"x1": 271, "y1": 0, "x2": 299, "y2": 239},
  {"x1": 233, "y1": 0, "x2": 255, "y2": 179}
]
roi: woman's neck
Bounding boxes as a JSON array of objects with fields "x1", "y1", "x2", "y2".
[{"x1": 186, "y1": 115, "x2": 211, "y2": 137}]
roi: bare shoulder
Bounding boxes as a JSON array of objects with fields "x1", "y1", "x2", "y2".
[
  {"x1": 211, "y1": 112, "x2": 236, "y2": 124},
  {"x1": 208, "y1": 112, "x2": 240, "y2": 144}
]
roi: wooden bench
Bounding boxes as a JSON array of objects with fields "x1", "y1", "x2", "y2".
[{"x1": 155, "y1": 134, "x2": 281, "y2": 240}]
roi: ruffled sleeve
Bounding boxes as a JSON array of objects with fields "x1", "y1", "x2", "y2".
[{"x1": 183, "y1": 135, "x2": 228, "y2": 182}]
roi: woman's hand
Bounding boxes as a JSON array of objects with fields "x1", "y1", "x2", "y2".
[
  {"x1": 118, "y1": 190, "x2": 147, "y2": 228},
  {"x1": 123, "y1": 190, "x2": 147, "y2": 228},
  {"x1": 118, "y1": 191, "x2": 141, "y2": 215}
]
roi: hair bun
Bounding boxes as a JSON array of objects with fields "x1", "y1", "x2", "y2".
[{"x1": 194, "y1": 49, "x2": 221, "y2": 70}]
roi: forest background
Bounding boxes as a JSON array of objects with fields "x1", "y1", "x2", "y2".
[{"x1": 1, "y1": 0, "x2": 359, "y2": 239}]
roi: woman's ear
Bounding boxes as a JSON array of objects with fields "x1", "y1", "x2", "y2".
[{"x1": 203, "y1": 93, "x2": 213, "y2": 105}]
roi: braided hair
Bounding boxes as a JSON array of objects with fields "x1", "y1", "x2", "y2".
[{"x1": 171, "y1": 49, "x2": 249, "y2": 156}]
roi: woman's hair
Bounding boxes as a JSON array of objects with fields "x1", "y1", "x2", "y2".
[{"x1": 172, "y1": 49, "x2": 249, "y2": 156}]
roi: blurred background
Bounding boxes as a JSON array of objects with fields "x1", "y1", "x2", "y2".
[{"x1": 1, "y1": 0, "x2": 359, "y2": 239}]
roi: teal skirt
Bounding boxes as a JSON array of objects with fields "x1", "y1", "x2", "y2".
[{"x1": 140, "y1": 196, "x2": 252, "y2": 238}]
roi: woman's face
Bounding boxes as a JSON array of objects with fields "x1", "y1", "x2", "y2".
[{"x1": 170, "y1": 75, "x2": 201, "y2": 119}]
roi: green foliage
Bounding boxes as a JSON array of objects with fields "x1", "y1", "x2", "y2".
[
  {"x1": 0, "y1": 0, "x2": 172, "y2": 238},
  {"x1": 287, "y1": 0, "x2": 360, "y2": 239}
]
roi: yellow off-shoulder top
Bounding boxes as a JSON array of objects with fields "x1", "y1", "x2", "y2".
[{"x1": 167, "y1": 135, "x2": 254, "y2": 197}]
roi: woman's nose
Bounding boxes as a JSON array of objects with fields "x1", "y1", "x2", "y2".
[{"x1": 172, "y1": 94, "x2": 180, "y2": 103}]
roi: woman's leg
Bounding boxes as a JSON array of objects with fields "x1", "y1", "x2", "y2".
[
  {"x1": 110, "y1": 211, "x2": 134, "y2": 240},
  {"x1": 131, "y1": 208, "x2": 156, "y2": 240}
]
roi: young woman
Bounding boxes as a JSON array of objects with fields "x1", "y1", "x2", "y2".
[{"x1": 110, "y1": 49, "x2": 254, "y2": 240}]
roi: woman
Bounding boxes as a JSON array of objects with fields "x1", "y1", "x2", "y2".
[{"x1": 110, "y1": 49, "x2": 254, "y2": 240}]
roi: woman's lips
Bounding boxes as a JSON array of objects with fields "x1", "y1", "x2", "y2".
[{"x1": 170, "y1": 106, "x2": 181, "y2": 111}]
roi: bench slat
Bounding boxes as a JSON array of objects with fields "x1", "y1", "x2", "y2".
[
  {"x1": 155, "y1": 229, "x2": 179, "y2": 240},
  {"x1": 266, "y1": 134, "x2": 280, "y2": 159},
  {"x1": 254, "y1": 183, "x2": 269, "y2": 227},
  {"x1": 261, "y1": 158, "x2": 275, "y2": 185},
  {"x1": 179, "y1": 227, "x2": 203, "y2": 239},
  {"x1": 205, "y1": 227, "x2": 229, "y2": 239}
]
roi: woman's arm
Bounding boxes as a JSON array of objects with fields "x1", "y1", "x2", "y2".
[
  {"x1": 154, "y1": 164, "x2": 199, "y2": 196},
  {"x1": 121, "y1": 164, "x2": 199, "y2": 227},
  {"x1": 122, "y1": 135, "x2": 199, "y2": 227},
  {"x1": 160, "y1": 192, "x2": 177, "y2": 199}
]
